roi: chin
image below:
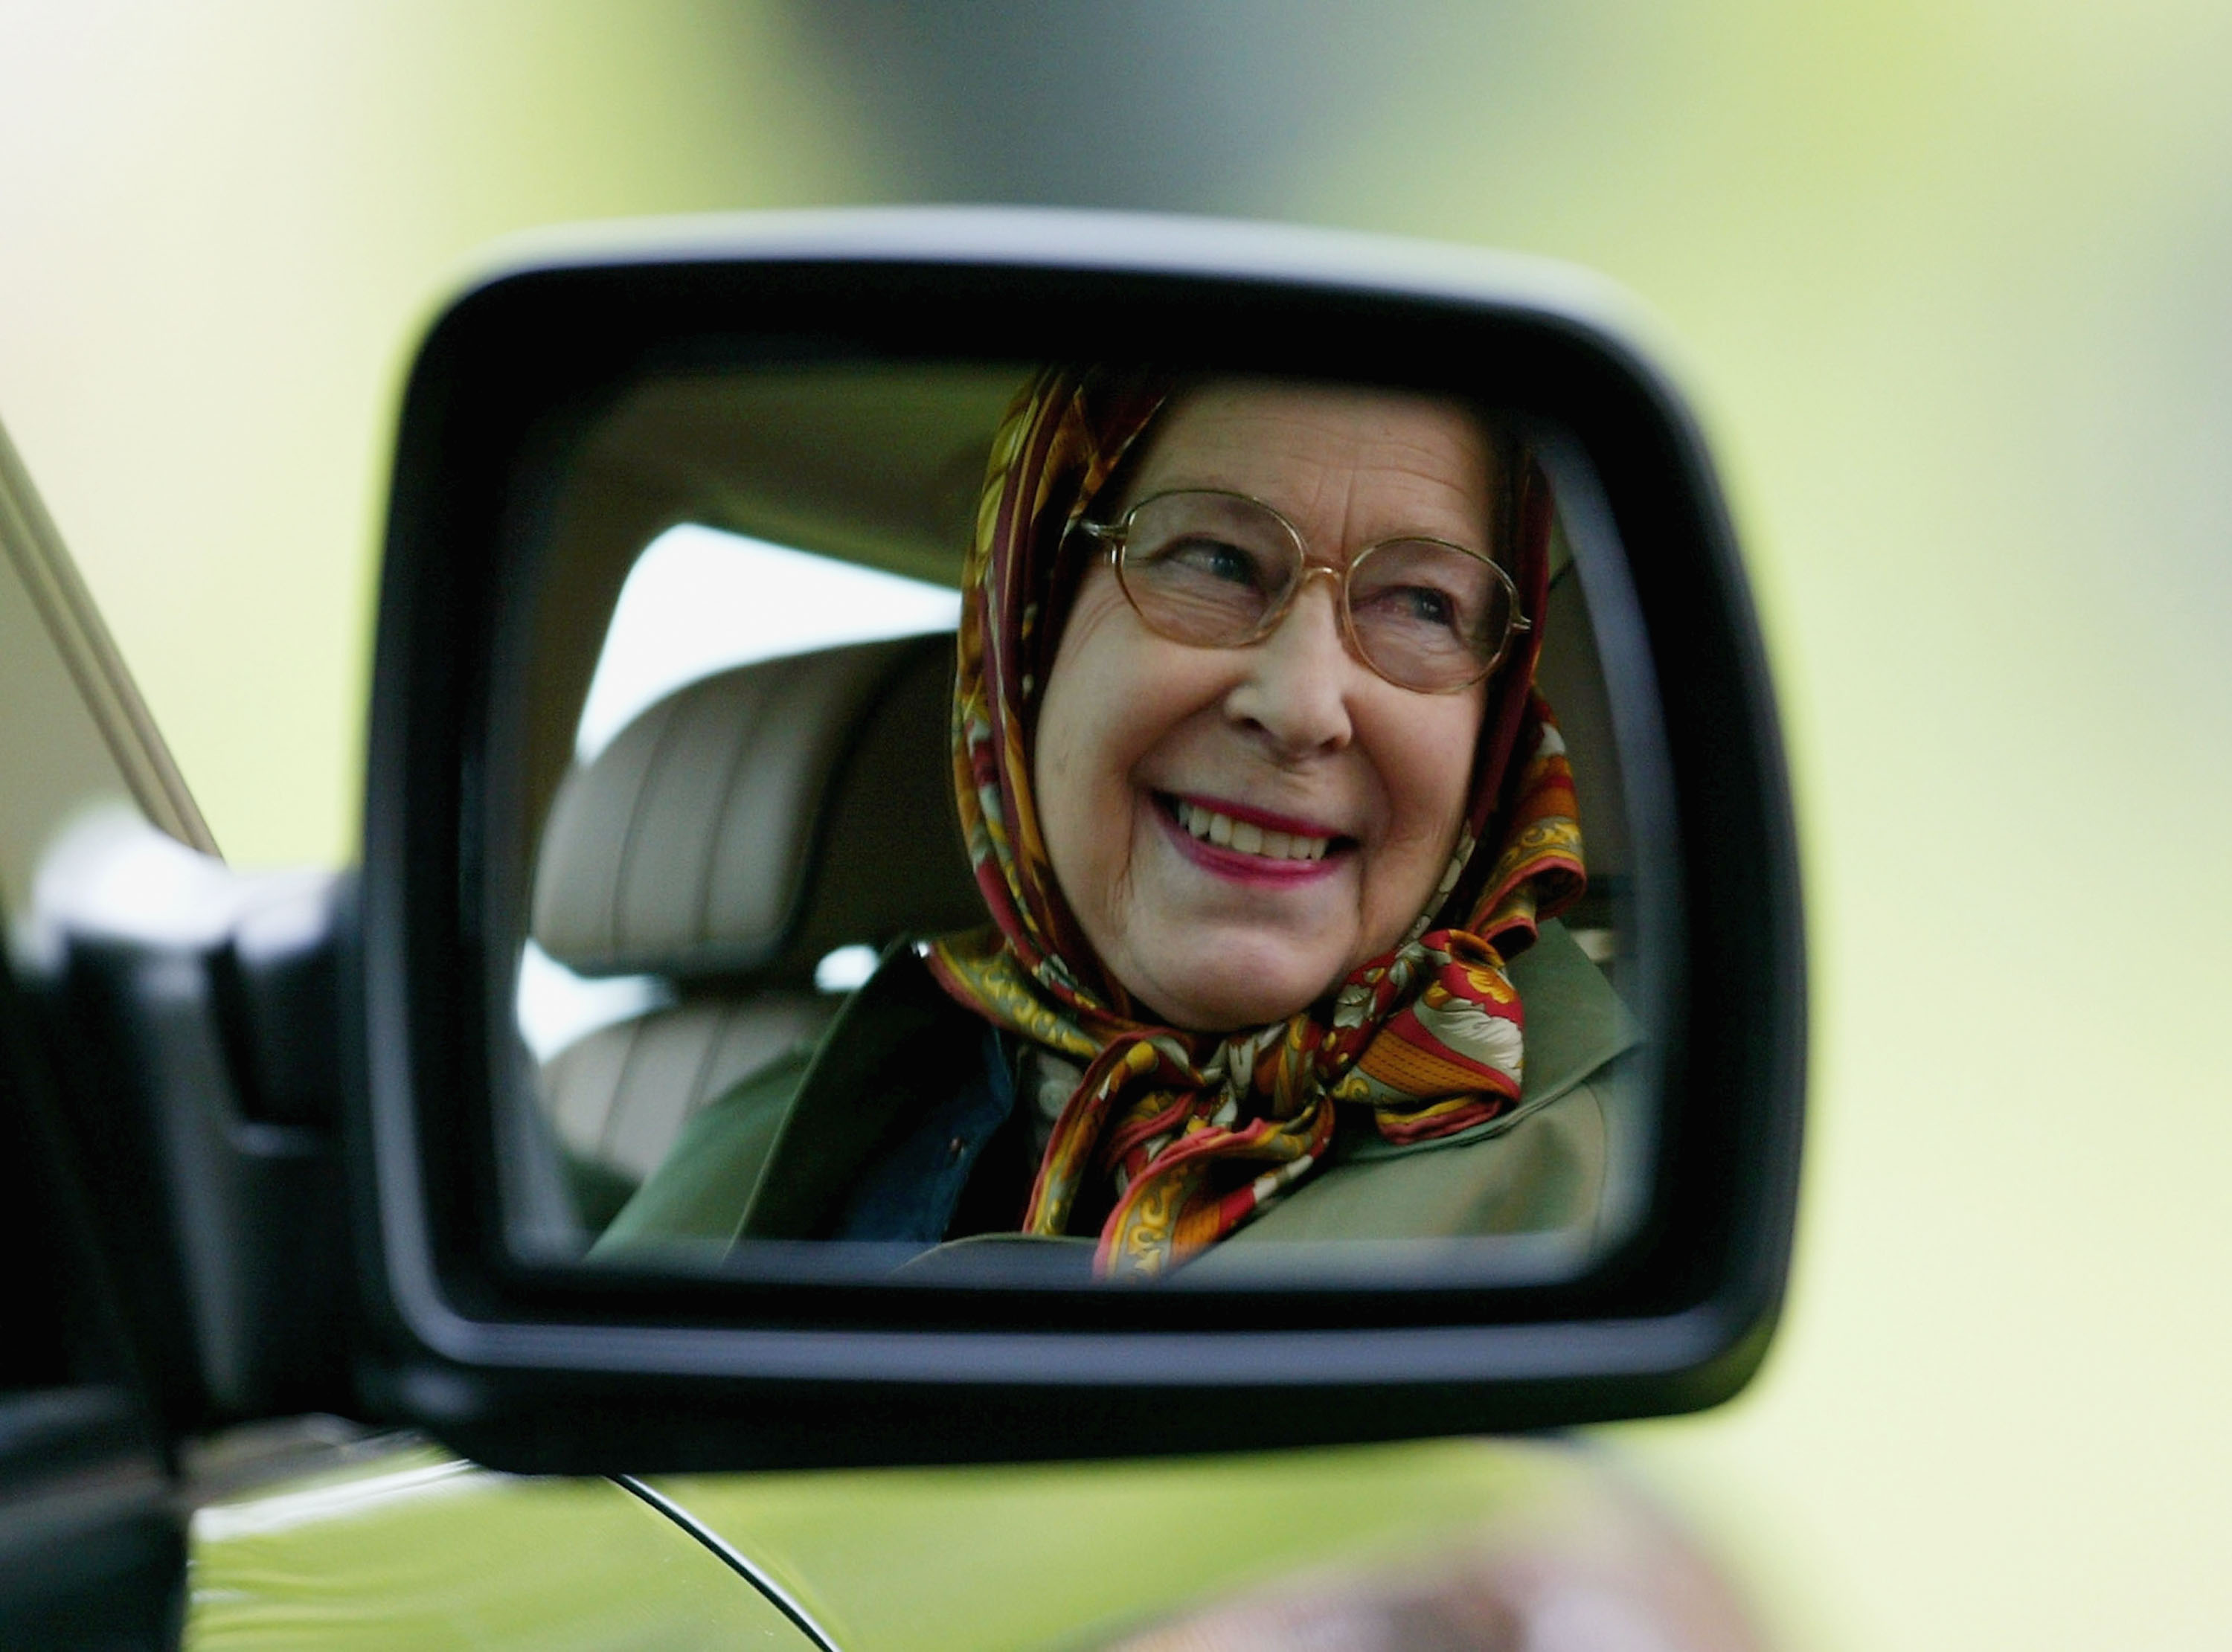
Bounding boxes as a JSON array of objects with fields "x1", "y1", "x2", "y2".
[{"x1": 1145, "y1": 931, "x2": 1345, "y2": 1032}]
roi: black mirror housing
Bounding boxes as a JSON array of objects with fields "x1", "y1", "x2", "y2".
[{"x1": 352, "y1": 209, "x2": 1804, "y2": 1473}]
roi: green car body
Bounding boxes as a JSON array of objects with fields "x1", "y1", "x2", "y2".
[{"x1": 187, "y1": 1435, "x2": 1662, "y2": 1651}]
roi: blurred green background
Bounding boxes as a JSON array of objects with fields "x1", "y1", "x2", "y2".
[{"x1": 5, "y1": 2, "x2": 2230, "y2": 1646}]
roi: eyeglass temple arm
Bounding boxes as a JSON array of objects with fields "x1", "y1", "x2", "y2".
[{"x1": 1069, "y1": 516, "x2": 1123, "y2": 564}]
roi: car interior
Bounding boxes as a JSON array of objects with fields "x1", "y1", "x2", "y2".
[{"x1": 500, "y1": 362, "x2": 1639, "y2": 1247}]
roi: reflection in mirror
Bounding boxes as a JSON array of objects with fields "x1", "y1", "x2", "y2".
[{"x1": 492, "y1": 362, "x2": 1661, "y2": 1289}]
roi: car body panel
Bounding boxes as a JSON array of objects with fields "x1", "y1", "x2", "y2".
[
  {"x1": 187, "y1": 1434, "x2": 1636, "y2": 1652},
  {"x1": 186, "y1": 1442, "x2": 817, "y2": 1649},
  {"x1": 650, "y1": 1438, "x2": 1604, "y2": 1652}
]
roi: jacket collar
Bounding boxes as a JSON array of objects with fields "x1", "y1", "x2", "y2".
[{"x1": 740, "y1": 920, "x2": 1638, "y2": 1234}]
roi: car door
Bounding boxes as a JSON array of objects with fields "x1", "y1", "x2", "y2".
[{"x1": 0, "y1": 212, "x2": 1798, "y2": 1652}]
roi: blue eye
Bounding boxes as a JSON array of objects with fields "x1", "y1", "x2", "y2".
[
  {"x1": 1162, "y1": 536, "x2": 1270, "y2": 589},
  {"x1": 1357, "y1": 582, "x2": 1461, "y2": 632},
  {"x1": 1391, "y1": 585, "x2": 1456, "y2": 627}
]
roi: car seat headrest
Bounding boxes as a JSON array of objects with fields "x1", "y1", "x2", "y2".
[{"x1": 531, "y1": 634, "x2": 987, "y2": 982}]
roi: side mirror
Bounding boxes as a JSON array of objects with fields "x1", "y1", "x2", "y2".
[{"x1": 351, "y1": 208, "x2": 1803, "y2": 1471}]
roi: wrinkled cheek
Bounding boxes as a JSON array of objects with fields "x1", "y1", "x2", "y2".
[
  {"x1": 1101, "y1": 838, "x2": 1142, "y2": 950},
  {"x1": 1098, "y1": 780, "x2": 1158, "y2": 933},
  {"x1": 1041, "y1": 761, "x2": 1142, "y2": 965}
]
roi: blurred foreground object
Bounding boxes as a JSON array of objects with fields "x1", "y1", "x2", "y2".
[{"x1": 1103, "y1": 1448, "x2": 1762, "y2": 1652}]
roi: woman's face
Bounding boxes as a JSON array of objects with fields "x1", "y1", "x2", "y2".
[{"x1": 1033, "y1": 380, "x2": 1496, "y2": 1032}]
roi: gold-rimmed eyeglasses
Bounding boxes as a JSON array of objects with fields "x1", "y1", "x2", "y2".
[{"x1": 1075, "y1": 489, "x2": 1528, "y2": 695}]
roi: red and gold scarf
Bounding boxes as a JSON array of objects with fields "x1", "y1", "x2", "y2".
[{"x1": 926, "y1": 367, "x2": 1585, "y2": 1276}]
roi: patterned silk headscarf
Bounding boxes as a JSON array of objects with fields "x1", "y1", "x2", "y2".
[{"x1": 926, "y1": 366, "x2": 1585, "y2": 1276}]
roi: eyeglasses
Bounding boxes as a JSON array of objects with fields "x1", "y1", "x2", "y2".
[{"x1": 1076, "y1": 489, "x2": 1528, "y2": 695}]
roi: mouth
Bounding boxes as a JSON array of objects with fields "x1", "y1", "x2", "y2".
[{"x1": 1152, "y1": 791, "x2": 1356, "y2": 881}]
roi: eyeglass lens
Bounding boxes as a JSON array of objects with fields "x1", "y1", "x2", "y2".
[{"x1": 1115, "y1": 491, "x2": 1516, "y2": 692}]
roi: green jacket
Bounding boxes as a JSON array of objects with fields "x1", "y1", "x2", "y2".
[{"x1": 600, "y1": 919, "x2": 1640, "y2": 1270}]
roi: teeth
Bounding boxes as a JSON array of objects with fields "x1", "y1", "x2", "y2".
[{"x1": 1175, "y1": 800, "x2": 1331, "y2": 862}]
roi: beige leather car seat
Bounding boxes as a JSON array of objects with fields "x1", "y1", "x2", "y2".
[
  {"x1": 529, "y1": 632, "x2": 984, "y2": 1207},
  {"x1": 529, "y1": 561, "x2": 1626, "y2": 1223}
]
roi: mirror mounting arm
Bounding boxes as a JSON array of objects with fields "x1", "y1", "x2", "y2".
[{"x1": 24, "y1": 815, "x2": 363, "y2": 1439}]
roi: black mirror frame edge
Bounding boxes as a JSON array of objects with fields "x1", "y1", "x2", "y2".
[{"x1": 354, "y1": 208, "x2": 1804, "y2": 1474}]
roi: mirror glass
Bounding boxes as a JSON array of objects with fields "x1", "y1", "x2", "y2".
[{"x1": 487, "y1": 360, "x2": 1670, "y2": 1289}]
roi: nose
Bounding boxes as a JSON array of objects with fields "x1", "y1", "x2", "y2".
[{"x1": 1222, "y1": 573, "x2": 1358, "y2": 757}]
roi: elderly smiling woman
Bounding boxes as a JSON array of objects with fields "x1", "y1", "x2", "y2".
[{"x1": 599, "y1": 367, "x2": 1636, "y2": 1278}]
